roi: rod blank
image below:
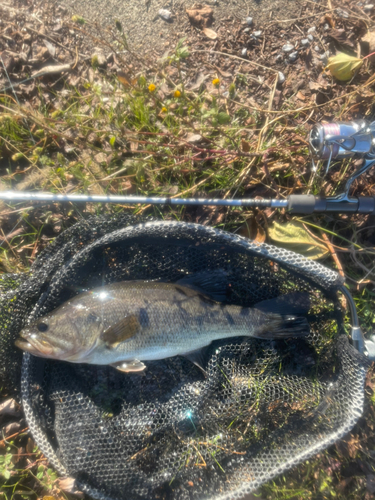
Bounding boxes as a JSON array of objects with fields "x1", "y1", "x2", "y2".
[{"x1": 0, "y1": 191, "x2": 288, "y2": 208}]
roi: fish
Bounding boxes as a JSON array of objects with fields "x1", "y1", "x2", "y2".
[{"x1": 15, "y1": 278, "x2": 310, "y2": 374}]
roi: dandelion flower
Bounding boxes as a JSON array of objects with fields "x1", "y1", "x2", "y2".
[
  {"x1": 174, "y1": 89, "x2": 181, "y2": 98},
  {"x1": 161, "y1": 107, "x2": 168, "y2": 113},
  {"x1": 212, "y1": 78, "x2": 220, "y2": 86},
  {"x1": 148, "y1": 83, "x2": 156, "y2": 92}
]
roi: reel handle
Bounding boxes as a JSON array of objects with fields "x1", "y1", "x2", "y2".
[{"x1": 288, "y1": 194, "x2": 375, "y2": 214}]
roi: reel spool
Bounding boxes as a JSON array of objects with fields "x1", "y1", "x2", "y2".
[{"x1": 309, "y1": 120, "x2": 375, "y2": 173}]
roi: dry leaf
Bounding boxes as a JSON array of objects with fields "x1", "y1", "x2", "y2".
[
  {"x1": 324, "y1": 14, "x2": 335, "y2": 28},
  {"x1": 189, "y1": 71, "x2": 209, "y2": 90},
  {"x1": 130, "y1": 141, "x2": 138, "y2": 152},
  {"x1": 43, "y1": 40, "x2": 56, "y2": 57},
  {"x1": 202, "y1": 27, "x2": 218, "y2": 40},
  {"x1": 216, "y1": 68, "x2": 233, "y2": 78},
  {"x1": 237, "y1": 217, "x2": 266, "y2": 243},
  {"x1": 186, "y1": 133, "x2": 202, "y2": 144},
  {"x1": 1, "y1": 421, "x2": 21, "y2": 436},
  {"x1": 56, "y1": 476, "x2": 84, "y2": 497},
  {"x1": 241, "y1": 139, "x2": 250, "y2": 152},
  {"x1": 0, "y1": 398, "x2": 22, "y2": 417},
  {"x1": 117, "y1": 71, "x2": 137, "y2": 87},
  {"x1": 269, "y1": 220, "x2": 328, "y2": 259},
  {"x1": 326, "y1": 53, "x2": 363, "y2": 81},
  {"x1": 328, "y1": 29, "x2": 354, "y2": 48},
  {"x1": 296, "y1": 91, "x2": 306, "y2": 101},
  {"x1": 186, "y1": 5, "x2": 213, "y2": 28},
  {"x1": 26, "y1": 437, "x2": 35, "y2": 454}
]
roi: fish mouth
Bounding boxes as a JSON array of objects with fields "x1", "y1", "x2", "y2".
[
  {"x1": 15, "y1": 336, "x2": 56, "y2": 358},
  {"x1": 15, "y1": 334, "x2": 95, "y2": 362}
]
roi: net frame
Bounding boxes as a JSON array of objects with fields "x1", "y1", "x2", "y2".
[{"x1": 0, "y1": 217, "x2": 370, "y2": 500}]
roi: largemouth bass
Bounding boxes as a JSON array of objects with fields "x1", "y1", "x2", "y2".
[{"x1": 16, "y1": 280, "x2": 310, "y2": 373}]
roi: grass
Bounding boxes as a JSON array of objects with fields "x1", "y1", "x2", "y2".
[{"x1": 1, "y1": 4, "x2": 375, "y2": 500}]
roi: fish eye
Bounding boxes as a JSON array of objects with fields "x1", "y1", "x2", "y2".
[{"x1": 37, "y1": 322, "x2": 49, "y2": 332}]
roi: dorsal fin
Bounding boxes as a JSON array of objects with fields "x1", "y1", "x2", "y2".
[{"x1": 176, "y1": 270, "x2": 228, "y2": 302}]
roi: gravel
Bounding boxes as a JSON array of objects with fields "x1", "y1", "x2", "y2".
[
  {"x1": 282, "y1": 42, "x2": 294, "y2": 52},
  {"x1": 61, "y1": 0, "x2": 309, "y2": 53},
  {"x1": 278, "y1": 71, "x2": 285, "y2": 83}
]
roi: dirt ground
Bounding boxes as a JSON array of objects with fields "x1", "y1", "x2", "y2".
[{"x1": 61, "y1": 0, "x2": 307, "y2": 53}]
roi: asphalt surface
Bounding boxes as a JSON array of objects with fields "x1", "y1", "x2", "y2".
[{"x1": 60, "y1": 0, "x2": 306, "y2": 54}]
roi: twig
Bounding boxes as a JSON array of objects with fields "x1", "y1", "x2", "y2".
[
  {"x1": 0, "y1": 427, "x2": 29, "y2": 446},
  {"x1": 230, "y1": 74, "x2": 375, "y2": 116},
  {"x1": 25, "y1": 26, "x2": 87, "y2": 58},
  {"x1": 256, "y1": 73, "x2": 278, "y2": 151},
  {"x1": 191, "y1": 50, "x2": 279, "y2": 74},
  {"x1": 266, "y1": 8, "x2": 337, "y2": 25},
  {"x1": 31, "y1": 63, "x2": 72, "y2": 79}
]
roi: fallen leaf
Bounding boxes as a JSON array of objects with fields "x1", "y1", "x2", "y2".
[
  {"x1": 56, "y1": 477, "x2": 84, "y2": 497},
  {"x1": 0, "y1": 399, "x2": 22, "y2": 417},
  {"x1": 241, "y1": 139, "x2": 250, "y2": 152},
  {"x1": 26, "y1": 437, "x2": 34, "y2": 454},
  {"x1": 324, "y1": 14, "x2": 335, "y2": 28},
  {"x1": 269, "y1": 220, "x2": 328, "y2": 259},
  {"x1": 326, "y1": 53, "x2": 363, "y2": 81},
  {"x1": 296, "y1": 90, "x2": 306, "y2": 101},
  {"x1": 94, "y1": 152, "x2": 107, "y2": 163},
  {"x1": 328, "y1": 29, "x2": 354, "y2": 48},
  {"x1": 130, "y1": 141, "x2": 138, "y2": 152},
  {"x1": 237, "y1": 217, "x2": 266, "y2": 243},
  {"x1": 0, "y1": 50, "x2": 16, "y2": 72},
  {"x1": 202, "y1": 27, "x2": 218, "y2": 40},
  {"x1": 1, "y1": 422, "x2": 21, "y2": 437},
  {"x1": 188, "y1": 71, "x2": 209, "y2": 90},
  {"x1": 186, "y1": 5, "x2": 213, "y2": 28},
  {"x1": 43, "y1": 39, "x2": 56, "y2": 57},
  {"x1": 186, "y1": 133, "x2": 202, "y2": 144},
  {"x1": 216, "y1": 68, "x2": 233, "y2": 78}
]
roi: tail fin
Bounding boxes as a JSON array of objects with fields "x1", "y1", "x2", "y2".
[
  {"x1": 253, "y1": 292, "x2": 311, "y2": 339},
  {"x1": 256, "y1": 314, "x2": 310, "y2": 339}
]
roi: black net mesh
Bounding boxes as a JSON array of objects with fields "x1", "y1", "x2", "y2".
[{"x1": 0, "y1": 215, "x2": 371, "y2": 499}]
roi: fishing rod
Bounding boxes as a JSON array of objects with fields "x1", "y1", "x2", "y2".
[
  {"x1": 2, "y1": 120, "x2": 375, "y2": 359},
  {"x1": 1, "y1": 120, "x2": 375, "y2": 213}
]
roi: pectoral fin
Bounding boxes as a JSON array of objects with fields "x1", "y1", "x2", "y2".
[
  {"x1": 101, "y1": 315, "x2": 140, "y2": 348},
  {"x1": 110, "y1": 359, "x2": 146, "y2": 373},
  {"x1": 183, "y1": 348, "x2": 208, "y2": 377}
]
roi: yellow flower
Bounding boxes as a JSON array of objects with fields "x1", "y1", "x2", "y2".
[
  {"x1": 148, "y1": 83, "x2": 156, "y2": 92},
  {"x1": 212, "y1": 78, "x2": 220, "y2": 86},
  {"x1": 174, "y1": 89, "x2": 181, "y2": 98},
  {"x1": 160, "y1": 107, "x2": 168, "y2": 113}
]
